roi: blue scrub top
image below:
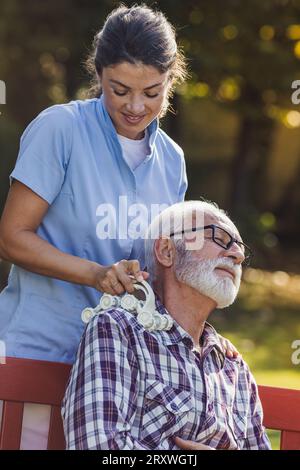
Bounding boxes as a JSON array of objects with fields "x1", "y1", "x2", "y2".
[{"x1": 0, "y1": 96, "x2": 188, "y2": 364}]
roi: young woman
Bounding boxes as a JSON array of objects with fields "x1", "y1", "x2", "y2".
[{"x1": 0, "y1": 4, "x2": 237, "y2": 449}]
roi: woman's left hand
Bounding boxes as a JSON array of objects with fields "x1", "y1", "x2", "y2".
[{"x1": 218, "y1": 334, "x2": 240, "y2": 358}]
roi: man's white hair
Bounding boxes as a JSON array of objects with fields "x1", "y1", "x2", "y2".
[{"x1": 144, "y1": 199, "x2": 231, "y2": 283}]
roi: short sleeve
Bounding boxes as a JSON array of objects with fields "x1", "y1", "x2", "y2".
[
  {"x1": 9, "y1": 104, "x2": 74, "y2": 205},
  {"x1": 178, "y1": 151, "x2": 188, "y2": 201}
]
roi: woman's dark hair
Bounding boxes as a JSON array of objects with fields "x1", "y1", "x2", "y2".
[{"x1": 84, "y1": 3, "x2": 188, "y2": 117}]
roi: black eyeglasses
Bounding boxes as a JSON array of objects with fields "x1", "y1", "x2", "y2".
[{"x1": 169, "y1": 224, "x2": 253, "y2": 266}]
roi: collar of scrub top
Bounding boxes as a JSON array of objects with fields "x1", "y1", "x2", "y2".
[
  {"x1": 81, "y1": 279, "x2": 174, "y2": 332},
  {"x1": 97, "y1": 94, "x2": 159, "y2": 159}
]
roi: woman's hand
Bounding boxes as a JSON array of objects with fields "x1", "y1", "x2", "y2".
[
  {"x1": 174, "y1": 436, "x2": 215, "y2": 450},
  {"x1": 218, "y1": 334, "x2": 240, "y2": 359},
  {"x1": 93, "y1": 259, "x2": 149, "y2": 295}
]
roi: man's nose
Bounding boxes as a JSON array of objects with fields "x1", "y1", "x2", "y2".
[{"x1": 224, "y1": 242, "x2": 245, "y2": 265}]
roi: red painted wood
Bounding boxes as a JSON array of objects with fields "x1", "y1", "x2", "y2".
[
  {"x1": 0, "y1": 401, "x2": 24, "y2": 450},
  {"x1": 0, "y1": 357, "x2": 71, "y2": 450},
  {"x1": 47, "y1": 405, "x2": 66, "y2": 450},
  {"x1": 280, "y1": 431, "x2": 300, "y2": 451},
  {"x1": 258, "y1": 385, "x2": 300, "y2": 450},
  {"x1": 0, "y1": 357, "x2": 71, "y2": 405}
]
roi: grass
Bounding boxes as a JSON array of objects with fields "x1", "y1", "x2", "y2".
[
  {"x1": 266, "y1": 430, "x2": 280, "y2": 450},
  {"x1": 252, "y1": 369, "x2": 300, "y2": 389}
]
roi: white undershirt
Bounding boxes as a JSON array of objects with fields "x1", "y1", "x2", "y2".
[{"x1": 117, "y1": 129, "x2": 150, "y2": 171}]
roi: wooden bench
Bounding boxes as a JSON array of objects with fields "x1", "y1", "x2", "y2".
[
  {"x1": 0, "y1": 357, "x2": 71, "y2": 450},
  {"x1": 0, "y1": 358, "x2": 299, "y2": 449},
  {"x1": 258, "y1": 385, "x2": 300, "y2": 450}
]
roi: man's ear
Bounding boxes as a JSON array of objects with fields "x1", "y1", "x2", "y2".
[{"x1": 154, "y1": 237, "x2": 175, "y2": 268}]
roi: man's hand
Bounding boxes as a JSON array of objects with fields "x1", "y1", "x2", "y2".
[{"x1": 174, "y1": 436, "x2": 215, "y2": 450}]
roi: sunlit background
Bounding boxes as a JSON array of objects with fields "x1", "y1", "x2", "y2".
[{"x1": 1, "y1": 0, "x2": 300, "y2": 449}]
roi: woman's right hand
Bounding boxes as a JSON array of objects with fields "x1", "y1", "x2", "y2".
[{"x1": 93, "y1": 259, "x2": 149, "y2": 295}]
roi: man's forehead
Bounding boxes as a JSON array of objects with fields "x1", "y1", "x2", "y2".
[{"x1": 197, "y1": 212, "x2": 241, "y2": 240}]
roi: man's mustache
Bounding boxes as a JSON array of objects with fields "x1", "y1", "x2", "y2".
[{"x1": 214, "y1": 258, "x2": 241, "y2": 285}]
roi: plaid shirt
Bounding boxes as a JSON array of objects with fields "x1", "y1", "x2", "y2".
[{"x1": 62, "y1": 297, "x2": 271, "y2": 450}]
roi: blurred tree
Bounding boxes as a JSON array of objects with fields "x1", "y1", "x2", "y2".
[
  {"x1": 0, "y1": 0, "x2": 115, "y2": 210},
  {"x1": 161, "y1": 0, "x2": 300, "y2": 268},
  {"x1": 0, "y1": 0, "x2": 114, "y2": 126},
  {"x1": 169, "y1": 0, "x2": 300, "y2": 212}
]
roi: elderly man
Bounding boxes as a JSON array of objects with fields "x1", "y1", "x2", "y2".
[{"x1": 62, "y1": 200, "x2": 271, "y2": 450}]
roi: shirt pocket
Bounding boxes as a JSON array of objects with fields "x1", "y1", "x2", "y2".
[{"x1": 140, "y1": 379, "x2": 193, "y2": 449}]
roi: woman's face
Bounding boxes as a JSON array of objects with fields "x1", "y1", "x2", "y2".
[{"x1": 100, "y1": 62, "x2": 171, "y2": 140}]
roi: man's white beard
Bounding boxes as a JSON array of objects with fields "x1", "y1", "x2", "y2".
[{"x1": 175, "y1": 252, "x2": 242, "y2": 309}]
